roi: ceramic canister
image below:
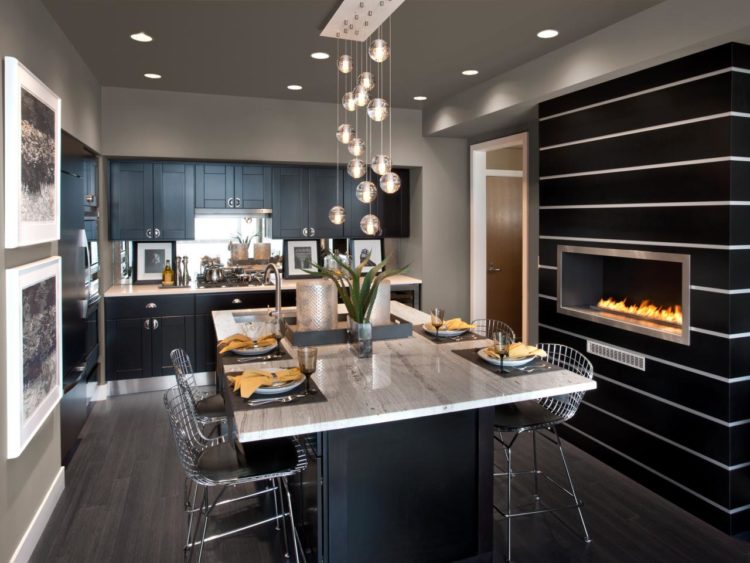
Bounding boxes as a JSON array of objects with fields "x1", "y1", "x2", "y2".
[{"x1": 369, "y1": 279, "x2": 391, "y2": 326}]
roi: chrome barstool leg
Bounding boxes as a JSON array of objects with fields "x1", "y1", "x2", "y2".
[
  {"x1": 282, "y1": 477, "x2": 302, "y2": 563},
  {"x1": 552, "y1": 426, "x2": 591, "y2": 543},
  {"x1": 272, "y1": 478, "x2": 282, "y2": 531},
  {"x1": 506, "y1": 440, "x2": 513, "y2": 563},
  {"x1": 532, "y1": 431, "x2": 539, "y2": 500},
  {"x1": 276, "y1": 478, "x2": 291, "y2": 558},
  {"x1": 186, "y1": 482, "x2": 200, "y2": 548}
]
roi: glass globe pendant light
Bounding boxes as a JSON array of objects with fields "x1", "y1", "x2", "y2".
[
  {"x1": 360, "y1": 213, "x2": 381, "y2": 236},
  {"x1": 348, "y1": 137, "x2": 365, "y2": 157},
  {"x1": 371, "y1": 154, "x2": 391, "y2": 176},
  {"x1": 380, "y1": 171, "x2": 401, "y2": 194},
  {"x1": 342, "y1": 91, "x2": 356, "y2": 112},
  {"x1": 337, "y1": 54, "x2": 353, "y2": 74},
  {"x1": 347, "y1": 158, "x2": 366, "y2": 179},
  {"x1": 369, "y1": 39, "x2": 390, "y2": 63},
  {"x1": 358, "y1": 71, "x2": 375, "y2": 91},
  {"x1": 356, "y1": 181, "x2": 377, "y2": 203},
  {"x1": 353, "y1": 84, "x2": 370, "y2": 107},
  {"x1": 329, "y1": 205, "x2": 346, "y2": 225},
  {"x1": 336, "y1": 123, "x2": 355, "y2": 144},
  {"x1": 367, "y1": 98, "x2": 389, "y2": 122}
]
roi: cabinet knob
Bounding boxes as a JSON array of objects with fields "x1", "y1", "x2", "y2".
[
  {"x1": 84, "y1": 194, "x2": 95, "y2": 203},
  {"x1": 152, "y1": 319, "x2": 160, "y2": 330},
  {"x1": 302, "y1": 227, "x2": 309, "y2": 237},
  {"x1": 146, "y1": 228, "x2": 153, "y2": 239},
  {"x1": 227, "y1": 197, "x2": 235, "y2": 208},
  {"x1": 145, "y1": 302, "x2": 158, "y2": 309},
  {"x1": 231, "y1": 298, "x2": 242, "y2": 304},
  {"x1": 309, "y1": 227, "x2": 316, "y2": 237},
  {"x1": 234, "y1": 197, "x2": 241, "y2": 208},
  {"x1": 144, "y1": 319, "x2": 151, "y2": 330},
  {"x1": 154, "y1": 228, "x2": 161, "y2": 238}
]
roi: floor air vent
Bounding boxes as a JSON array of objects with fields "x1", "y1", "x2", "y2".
[{"x1": 586, "y1": 341, "x2": 646, "y2": 371}]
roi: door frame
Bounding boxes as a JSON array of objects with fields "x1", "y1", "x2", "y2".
[{"x1": 469, "y1": 132, "x2": 529, "y2": 342}]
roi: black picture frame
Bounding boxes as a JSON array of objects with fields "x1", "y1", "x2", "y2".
[
  {"x1": 283, "y1": 239, "x2": 321, "y2": 279},
  {"x1": 349, "y1": 238, "x2": 385, "y2": 272},
  {"x1": 133, "y1": 241, "x2": 177, "y2": 284}
]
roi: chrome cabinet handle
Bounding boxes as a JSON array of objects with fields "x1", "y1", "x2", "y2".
[
  {"x1": 234, "y1": 197, "x2": 241, "y2": 208},
  {"x1": 231, "y1": 298, "x2": 242, "y2": 304},
  {"x1": 145, "y1": 302, "x2": 157, "y2": 309},
  {"x1": 144, "y1": 319, "x2": 151, "y2": 330},
  {"x1": 309, "y1": 227, "x2": 315, "y2": 237},
  {"x1": 302, "y1": 227, "x2": 309, "y2": 237},
  {"x1": 488, "y1": 262, "x2": 502, "y2": 273},
  {"x1": 227, "y1": 197, "x2": 235, "y2": 208},
  {"x1": 84, "y1": 194, "x2": 95, "y2": 203},
  {"x1": 152, "y1": 319, "x2": 159, "y2": 330},
  {"x1": 154, "y1": 228, "x2": 161, "y2": 238},
  {"x1": 146, "y1": 228, "x2": 153, "y2": 239}
]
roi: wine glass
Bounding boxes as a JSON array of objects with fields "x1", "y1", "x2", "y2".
[
  {"x1": 430, "y1": 308, "x2": 445, "y2": 340},
  {"x1": 297, "y1": 347, "x2": 318, "y2": 394},
  {"x1": 493, "y1": 331, "x2": 512, "y2": 373},
  {"x1": 271, "y1": 314, "x2": 284, "y2": 358}
]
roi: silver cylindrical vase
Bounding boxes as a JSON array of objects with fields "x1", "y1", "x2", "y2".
[{"x1": 296, "y1": 279, "x2": 338, "y2": 331}]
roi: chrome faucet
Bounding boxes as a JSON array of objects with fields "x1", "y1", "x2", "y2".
[{"x1": 263, "y1": 262, "x2": 282, "y2": 319}]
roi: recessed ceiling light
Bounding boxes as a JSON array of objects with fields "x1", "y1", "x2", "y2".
[
  {"x1": 537, "y1": 29, "x2": 559, "y2": 39},
  {"x1": 310, "y1": 52, "x2": 330, "y2": 60},
  {"x1": 287, "y1": 84, "x2": 303, "y2": 91},
  {"x1": 144, "y1": 73, "x2": 162, "y2": 79},
  {"x1": 413, "y1": 96, "x2": 427, "y2": 101},
  {"x1": 130, "y1": 32, "x2": 153, "y2": 43},
  {"x1": 461, "y1": 69, "x2": 479, "y2": 76}
]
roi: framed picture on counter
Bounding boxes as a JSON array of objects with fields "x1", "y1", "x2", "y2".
[
  {"x1": 4, "y1": 57, "x2": 61, "y2": 248},
  {"x1": 6, "y1": 256, "x2": 62, "y2": 458},
  {"x1": 283, "y1": 239, "x2": 320, "y2": 279},
  {"x1": 349, "y1": 238, "x2": 384, "y2": 273},
  {"x1": 134, "y1": 241, "x2": 176, "y2": 284}
]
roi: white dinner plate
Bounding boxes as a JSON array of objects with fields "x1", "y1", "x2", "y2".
[
  {"x1": 231, "y1": 341, "x2": 278, "y2": 356},
  {"x1": 253, "y1": 377, "x2": 306, "y2": 396},
  {"x1": 477, "y1": 348, "x2": 540, "y2": 367},
  {"x1": 422, "y1": 323, "x2": 469, "y2": 337}
]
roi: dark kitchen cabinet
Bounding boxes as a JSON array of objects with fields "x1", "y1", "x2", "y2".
[
  {"x1": 195, "y1": 163, "x2": 272, "y2": 211},
  {"x1": 105, "y1": 317, "x2": 152, "y2": 380},
  {"x1": 272, "y1": 166, "x2": 344, "y2": 239},
  {"x1": 83, "y1": 158, "x2": 97, "y2": 206},
  {"x1": 344, "y1": 168, "x2": 409, "y2": 238},
  {"x1": 109, "y1": 161, "x2": 195, "y2": 240}
]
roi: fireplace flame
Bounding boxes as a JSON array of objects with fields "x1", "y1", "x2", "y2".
[{"x1": 597, "y1": 297, "x2": 683, "y2": 326}]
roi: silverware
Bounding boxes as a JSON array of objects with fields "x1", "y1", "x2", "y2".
[
  {"x1": 235, "y1": 354, "x2": 280, "y2": 362},
  {"x1": 248, "y1": 392, "x2": 308, "y2": 407}
]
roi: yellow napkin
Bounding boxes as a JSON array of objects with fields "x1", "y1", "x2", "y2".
[
  {"x1": 442, "y1": 318, "x2": 476, "y2": 330},
  {"x1": 218, "y1": 334, "x2": 277, "y2": 354},
  {"x1": 227, "y1": 368, "x2": 303, "y2": 399},
  {"x1": 485, "y1": 343, "x2": 547, "y2": 359}
]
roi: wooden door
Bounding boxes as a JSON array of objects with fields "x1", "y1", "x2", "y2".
[
  {"x1": 195, "y1": 163, "x2": 233, "y2": 209},
  {"x1": 234, "y1": 165, "x2": 270, "y2": 209},
  {"x1": 152, "y1": 315, "x2": 195, "y2": 377},
  {"x1": 105, "y1": 318, "x2": 151, "y2": 380},
  {"x1": 272, "y1": 167, "x2": 309, "y2": 239},
  {"x1": 343, "y1": 173, "x2": 382, "y2": 238},
  {"x1": 153, "y1": 162, "x2": 195, "y2": 240},
  {"x1": 379, "y1": 168, "x2": 410, "y2": 238},
  {"x1": 308, "y1": 167, "x2": 344, "y2": 238},
  {"x1": 109, "y1": 161, "x2": 153, "y2": 240},
  {"x1": 486, "y1": 176, "x2": 522, "y2": 336}
]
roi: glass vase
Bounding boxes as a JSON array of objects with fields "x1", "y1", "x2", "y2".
[{"x1": 348, "y1": 318, "x2": 373, "y2": 358}]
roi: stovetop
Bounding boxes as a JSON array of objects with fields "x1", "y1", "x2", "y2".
[{"x1": 196, "y1": 272, "x2": 267, "y2": 289}]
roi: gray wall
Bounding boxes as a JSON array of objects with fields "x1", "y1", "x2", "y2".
[
  {"x1": 101, "y1": 87, "x2": 469, "y2": 316},
  {"x1": 0, "y1": 0, "x2": 101, "y2": 560}
]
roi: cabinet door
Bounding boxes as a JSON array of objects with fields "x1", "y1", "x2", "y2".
[
  {"x1": 152, "y1": 315, "x2": 196, "y2": 377},
  {"x1": 195, "y1": 163, "x2": 233, "y2": 209},
  {"x1": 109, "y1": 161, "x2": 154, "y2": 240},
  {"x1": 344, "y1": 173, "x2": 383, "y2": 238},
  {"x1": 379, "y1": 168, "x2": 410, "y2": 238},
  {"x1": 308, "y1": 167, "x2": 344, "y2": 238},
  {"x1": 154, "y1": 162, "x2": 195, "y2": 240},
  {"x1": 272, "y1": 167, "x2": 309, "y2": 239},
  {"x1": 84, "y1": 158, "x2": 97, "y2": 206},
  {"x1": 234, "y1": 165, "x2": 271, "y2": 210},
  {"x1": 105, "y1": 318, "x2": 151, "y2": 380}
]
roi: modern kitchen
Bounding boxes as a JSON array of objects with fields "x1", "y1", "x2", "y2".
[{"x1": 3, "y1": 1, "x2": 750, "y2": 562}]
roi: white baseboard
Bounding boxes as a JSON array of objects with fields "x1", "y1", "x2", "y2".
[
  {"x1": 10, "y1": 466, "x2": 65, "y2": 563},
  {"x1": 90, "y1": 382, "x2": 109, "y2": 402},
  {"x1": 107, "y1": 372, "x2": 215, "y2": 396}
]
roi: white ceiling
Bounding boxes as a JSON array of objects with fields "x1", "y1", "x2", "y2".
[{"x1": 42, "y1": 0, "x2": 662, "y2": 109}]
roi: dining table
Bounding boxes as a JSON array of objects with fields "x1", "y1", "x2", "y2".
[{"x1": 213, "y1": 301, "x2": 596, "y2": 563}]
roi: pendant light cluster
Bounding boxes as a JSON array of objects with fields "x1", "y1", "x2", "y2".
[{"x1": 328, "y1": 14, "x2": 400, "y2": 236}]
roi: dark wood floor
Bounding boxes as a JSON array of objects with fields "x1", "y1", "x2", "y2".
[{"x1": 32, "y1": 391, "x2": 750, "y2": 562}]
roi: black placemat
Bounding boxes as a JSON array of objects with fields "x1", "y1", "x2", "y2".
[
  {"x1": 226, "y1": 378, "x2": 327, "y2": 411},
  {"x1": 452, "y1": 347, "x2": 556, "y2": 377}
]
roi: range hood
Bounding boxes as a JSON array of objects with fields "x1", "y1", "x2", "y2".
[{"x1": 194, "y1": 208, "x2": 272, "y2": 216}]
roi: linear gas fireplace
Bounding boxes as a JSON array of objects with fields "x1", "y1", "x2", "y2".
[{"x1": 557, "y1": 246, "x2": 690, "y2": 345}]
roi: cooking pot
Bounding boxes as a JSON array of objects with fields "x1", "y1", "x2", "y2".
[{"x1": 204, "y1": 265, "x2": 225, "y2": 283}]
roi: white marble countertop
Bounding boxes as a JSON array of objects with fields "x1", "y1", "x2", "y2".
[
  {"x1": 213, "y1": 301, "x2": 596, "y2": 442},
  {"x1": 104, "y1": 274, "x2": 422, "y2": 298}
]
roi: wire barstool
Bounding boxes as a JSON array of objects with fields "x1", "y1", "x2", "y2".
[
  {"x1": 471, "y1": 319, "x2": 516, "y2": 342},
  {"x1": 171, "y1": 348, "x2": 227, "y2": 426},
  {"x1": 493, "y1": 343, "x2": 594, "y2": 562}
]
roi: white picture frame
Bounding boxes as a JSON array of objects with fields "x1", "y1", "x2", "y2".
[
  {"x1": 349, "y1": 238, "x2": 384, "y2": 272},
  {"x1": 6, "y1": 256, "x2": 62, "y2": 459},
  {"x1": 283, "y1": 239, "x2": 320, "y2": 278},
  {"x1": 4, "y1": 57, "x2": 61, "y2": 248}
]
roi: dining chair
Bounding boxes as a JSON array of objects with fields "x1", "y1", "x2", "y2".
[
  {"x1": 492, "y1": 343, "x2": 593, "y2": 562},
  {"x1": 164, "y1": 385, "x2": 307, "y2": 562},
  {"x1": 470, "y1": 318, "x2": 516, "y2": 342},
  {"x1": 171, "y1": 348, "x2": 227, "y2": 426}
]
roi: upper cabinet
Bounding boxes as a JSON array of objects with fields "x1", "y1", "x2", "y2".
[
  {"x1": 195, "y1": 163, "x2": 272, "y2": 211},
  {"x1": 109, "y1": 161, "x2": 195, "y2": 241},
  {"x1": 344, "y1": 168, "x2": 409, "y2": 238}
]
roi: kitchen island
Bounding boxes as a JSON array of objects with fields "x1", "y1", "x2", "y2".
[{"x1": 214, "y1": 302, "x2": 596, "y2": 562}]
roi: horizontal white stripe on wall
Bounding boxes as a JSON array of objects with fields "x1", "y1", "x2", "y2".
[
  {"x1": 540, "y1": 112, "x2": 750, "y2": 151},
  {"x1": 538, "y1": 264, "x2": 558, "y2": 270},
  {"x1": 540, "y1": 156, "x2": 750, "y2": 181},
  {"x1": 562, "y1": 424, "x2": 748, "y2": 514},
  {"x1": 690, "y1": 326, "x2": 750, "y2": 340},
  {"x1": 540, "y1": 201, "x2": 750, "y2": 210},
  {"x1": 691, "y1": 285, "x2": 750, "y2": 295},
  {"x1": 540, "y1": 67, "x2": 750, "y2": 122},
  {"x1": 538, "y1": 234, "x2": 750, "y2": 250}
]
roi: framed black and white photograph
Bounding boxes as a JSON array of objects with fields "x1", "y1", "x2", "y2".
[
  {"x1": 283, "y1": 239, "x2": 320, "y2": 279},
  {"x1": 134, "y1": 241, "x2": 176, "y2": 284},
  {"x1": 6, "y1": 256, "x2": 62, "y2": 458},
  {"x1": 4, "y1": 57, "x2": 61, "y2": 248},
  {"x1": 349, "y1": 238, "x2": 385, "y2": 272}
]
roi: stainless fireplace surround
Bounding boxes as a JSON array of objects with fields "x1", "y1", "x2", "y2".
[{"x1": 556, "y1": 245, "x2": 691, "y2": 345}]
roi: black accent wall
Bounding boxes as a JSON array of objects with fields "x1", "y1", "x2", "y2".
[{"x1": 538, "y1": 43, "x2": 750, "y2": 535}]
